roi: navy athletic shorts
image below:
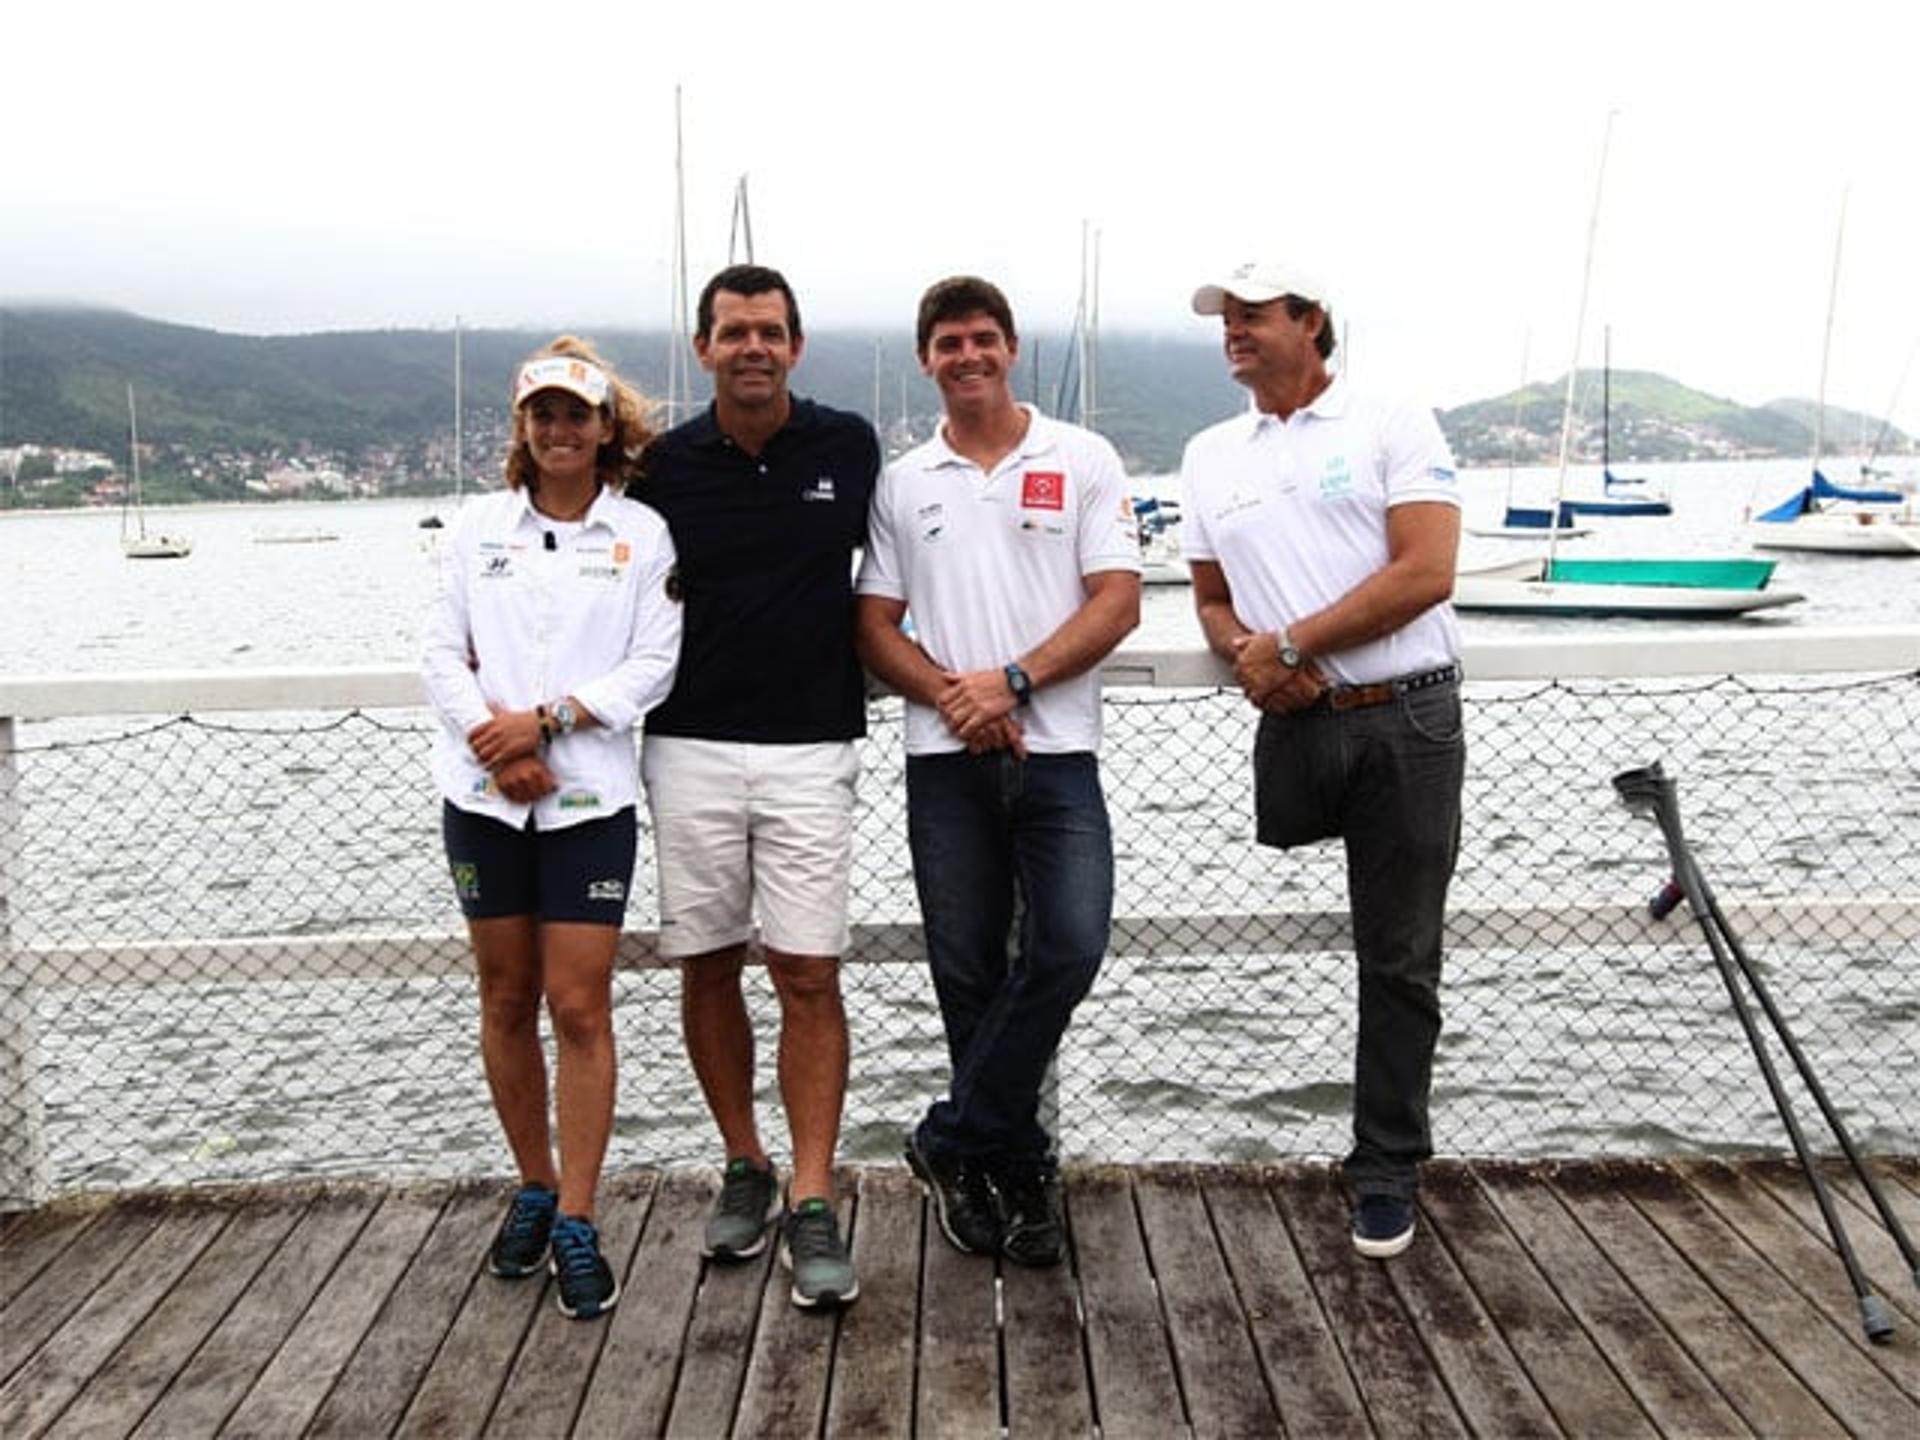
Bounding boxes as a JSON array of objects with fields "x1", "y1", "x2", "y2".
[{"x1": 441, "y1": 802, "x2": 637, "y2": 925}]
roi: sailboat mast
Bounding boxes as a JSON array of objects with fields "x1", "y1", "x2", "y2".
[
  {"x1": 452, "y1": 315, "x2": 463, "y2": 501},
  {"x1": 1812, "y1": 189, "x2": 1847, "y2": 475},
  {"x1": 1548, "y1": 111, "x2": 1616, "y2": 572},
  {"x1": 125, "y1": 384, "x2": 145, "y2": 542},
  {"x1": 667, "y1": 85, "x2": 692, "y2": 426},
  {"x1": 1602, "y1": 325, "x2": 1612, "y2": 476},
  {"x1": 729, "y1": 174, "x2": 754, "y2": 264}
]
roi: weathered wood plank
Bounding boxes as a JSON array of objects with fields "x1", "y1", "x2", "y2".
[
  {"x1": 45, "y1": 1200, "x2": 305, "y2": 1440},
  {"x1": 732, "y1": 1184, "x2": 854, "y2": 1438},
  {"x1": 1069, "y1": 1166, "x2": 1187, "y2": 1439},
  {"x1": 1134, "y1": 1166, "x2": 1276, "y2": 1437},
  {"x1": 1374, "y1": 1167, "x2": 1559, "y2": 1439},
  {"x1": 131, "y1": 1189, "x2": 375, "y2": 1439},
  {"x1": 573, "y1": 1170, "x2": 708, "y2": 1439},
  {"x1": 0, "y1": 1204, "x2": 230, "y2": 1438},
  {"x1": 912, "y1": 1190, "x2": 1000, "y2": 1440},
  {"x1": 1421, "y1": 1163, "x2": 1655, "y2": 1436},
  {"x1": 1742, "y1": 1156, "x2": 1920, "y2": 1326},
  {"x1": 1475, "y1": 1163, "x2": 1744, "y2": 1435},
  {"x1": 1549, "y1": 1161, "x2": 1845, "y2": 1439},
  {"x1": 1203, "y1": 1165, "x2": 1370, "y2": 1437},
  {"x1": 483, "y1": 1172, "x2": 656, "y2": 1437},
  {"x1": 1675, "y1": 1160, "x2": 1920, "y2": 1401},
  {"x1": 304, "y1": 1182, "x2": 506, "y2": 1439},
  {"x1": 1001, "y1": 1228, "x2": 1094, "y2": 1438},
  {"x1": 393, "y1": 1193, "x2": 549, "y2": 1440},
  {"x1": 1271, "y1": 1166, "x2": 1464, "y2": 1437},
  {"x1": 663, "y1": 1171, "x2": 776, "y2": 1440},
  {"x1": 1, "y1": 1201, "x2": 164, "y2": 1385},
  {"x1": 221, "y1": 1184, "x2": 448, "y2": 1438},
  {"x1": 0, "y1": 1206, "x2": 97, "y2": 1309},
  {"x1": 823, "y1": 1167, "x2": 922, "y2": 1439},
  {"x1": 1628, "y1": 1162, "x2": 1918, "y2": 1437}
]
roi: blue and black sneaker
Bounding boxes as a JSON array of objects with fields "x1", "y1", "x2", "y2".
[
  {"x1": 549, "y1": 1214, "x2": 619, "y2": 1319},
  {"x1": 488, "y1": 1183, "x2": 557, "y2": 1278},
  {"x1": 1352, "y1": 1193, "x2": 1416, "y2": 1259}
]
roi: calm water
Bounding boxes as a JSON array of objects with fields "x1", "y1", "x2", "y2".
[{"x1": 4, "y1": 457, "x2": 1917, "y2": 675}]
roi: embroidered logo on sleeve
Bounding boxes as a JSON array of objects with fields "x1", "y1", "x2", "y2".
[
  {"x1": 1020, "y1": 471, "x2": 1066, "y2": 510},
  {"x1": 803, "y1": 476, "x2": 837, "y2": 502}
]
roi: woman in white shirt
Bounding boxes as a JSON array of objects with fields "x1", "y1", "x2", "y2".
[{"x1": 422, "y1": 336, "x2": 680, "y2": 1319}]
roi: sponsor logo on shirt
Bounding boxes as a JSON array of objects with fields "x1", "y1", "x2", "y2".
[
  {"x1": 1318, "y1": 455, "x2": 1355, "y2": 499},
  {"x1": 577, "y1": 564, "x2": 619, "y2": 581},
  {"x1": 1021, "y1": 471, "x2": 1065, "y2": 510},
  {"x1": 1429, "y1": 466, "x2": 1456, "y2": 485},
  {"x1": 558, "y1": 791, "x2": 603, "y2": 811},
  {"x1": 480, "y1": 555, "x2": 514, "y2": 579},
  {"x1": 917, "y1": 501, "x2": 947, "y2": 545},
  {"x1": 613, "y1": 541, "x2": 631, "y2": 563},
  {"x1": 803, "y1": 476, "x2": 837, "y2": 502},
  {"x1": 451, "y1": 862, "x2": 480, "y2": 900},
  {"x1": 586, "y1": 878, "x2": 626, "y2": 901}
]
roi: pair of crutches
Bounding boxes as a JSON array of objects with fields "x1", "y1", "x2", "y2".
[{"x1": 1612, "y1": 762, "x2": 1917, "y2": 1344}]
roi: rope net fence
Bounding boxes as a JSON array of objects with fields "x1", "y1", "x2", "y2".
[{"x1": 2, "y1": 670, "x2": 1915, "y2": 1200}]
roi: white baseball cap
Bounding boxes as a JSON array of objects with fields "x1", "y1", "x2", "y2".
[
  {"x1": 514, "y1": 356, "x2": 613, "y2": 409},
  {"x1": 1191, "y1": 261, "x2": 1329, "y2": 316}
]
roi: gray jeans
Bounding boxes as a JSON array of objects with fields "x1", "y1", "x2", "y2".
[{"x1": 1253, "y1": 677, "x2": 1465, "y2": 1199}]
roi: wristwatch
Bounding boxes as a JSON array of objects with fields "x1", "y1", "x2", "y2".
[
  {"x1": 551, "y1": 697, "x2": 579, "y2": 735},
  {"x1": 1003, "y1": 663, "x2": 1034, "y2": 706},
  {"x1": 1276, "y1": 631, "x2": 1304, "y2": 671}
]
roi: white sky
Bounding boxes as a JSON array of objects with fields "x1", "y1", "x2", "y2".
[{"x1": 5, "y1": 1, "x2": 1917, "y2": 435}]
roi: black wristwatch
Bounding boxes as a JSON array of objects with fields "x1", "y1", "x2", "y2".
[
  {"x1": 1276, "y1": 631, "x2": 1303, "y2": 671},
  {"x1": 1003, "y1": 663, "x2": 1034, "y2": 706}
]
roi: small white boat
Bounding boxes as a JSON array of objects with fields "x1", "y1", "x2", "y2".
[
  {"x1": 1748, "y1": 506, "x2": 1920, "y2": 554},
  {"x1": 252, "y1": 525, "x2": 341, "y2": 545},
  {"x1": 120, "y1": 386, "x2": 191, "y2": 560},
  {"x1": 1454, "y1": 556, "x2": 1803, "y2": 617}
]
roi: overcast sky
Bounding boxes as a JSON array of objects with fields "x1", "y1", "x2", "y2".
[{"x1": 5, "y1": 1, "x2": 1917, "y2": 435}]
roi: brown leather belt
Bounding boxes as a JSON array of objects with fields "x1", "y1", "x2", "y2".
[{"x1": 1316, "y1": 662, "x2": 1461, "y2": 713}]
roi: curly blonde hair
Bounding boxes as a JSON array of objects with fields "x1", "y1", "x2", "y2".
[{"x1": 504, "y1": 335, "x2": 656, "y2": 492}]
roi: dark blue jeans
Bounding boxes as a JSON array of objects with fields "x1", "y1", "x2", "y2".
[
  {"x1": 1253, "y1": 678, "x2": 1465, "y2": 1200},
  {"x1": 906, "y1": 750, "x2": 1113, "y2": 1165}
]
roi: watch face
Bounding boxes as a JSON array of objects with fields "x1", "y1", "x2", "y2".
[
  {"x1": 1278, "y1": 645, "x2": 1302, "y2": 670},
  {"x1": 554, "y1": 700, "x2": 577, "y2": 732}
]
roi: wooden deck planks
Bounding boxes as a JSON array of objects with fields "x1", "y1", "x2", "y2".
[
  {"x1": 1625, "y1": 1161, "x2": 1918, "y2": 1437},
  {"x1": 3, "y1": 1160, "x2": 1917, "y2": 1439}
]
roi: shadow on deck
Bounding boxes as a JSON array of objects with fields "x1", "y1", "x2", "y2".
[{"x1": 3, "y1": 1157, "x2": 1918, "y2": 1437}]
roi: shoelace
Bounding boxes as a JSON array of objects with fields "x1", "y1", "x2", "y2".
[
  {"x1": 717, "y1": 1161, "x2": 771, "y2": 1217},
  {"x1": 550, "y1": 1219, "x2": 601, "y2": 1277},
  {"x1": 501, "y1": 1191, "x2": 554, "y2": 1244},
  {"x1": 787, "y1": 1205, "x2": 840, "y2": 1261}
]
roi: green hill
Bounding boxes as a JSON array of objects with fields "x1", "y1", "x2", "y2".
[{"x1": 3, "y1": 306, "x2": 1910, "y2": 506}]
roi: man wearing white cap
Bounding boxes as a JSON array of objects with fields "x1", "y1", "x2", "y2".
[{"x1": 1179, "y1": 261, "x2": 1465, "y2": 1258}]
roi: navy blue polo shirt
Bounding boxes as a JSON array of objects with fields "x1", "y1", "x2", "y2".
[{"x1": 629, "y1": 398, "x2": 880, "y2": 742}]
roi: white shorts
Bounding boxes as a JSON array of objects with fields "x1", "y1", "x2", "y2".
[{"x1": 640, "y1": 737, "x2": 859, "y2": 960}]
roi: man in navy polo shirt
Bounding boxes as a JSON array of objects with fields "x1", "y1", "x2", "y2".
[{"x1": 629, "y1": 264, "x2": 878, "y2": 1309}]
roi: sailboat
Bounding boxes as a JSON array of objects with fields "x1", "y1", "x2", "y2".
[
  {"x1": 1454, "y1": 115, "x2": 1799, "y2": 617},
  {"x1": 1746, "y1": 197, "x2": 1920, "y2": 556},
  {"x1": 120, "y1": 385, "x2": 191, "y2": 560},
  {"x1": 1555, "y1": 327, "x2": 1672, "y2": 519}
]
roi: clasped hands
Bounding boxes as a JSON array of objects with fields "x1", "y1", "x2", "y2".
[
  {"x1": 466, "y1": 701, "x2": 557, "y2": 803},
  {"x1": 935, "y1": 668, "x2": 1029, "y2": 757},
  {"x1": 1231, "y1": 631, "x2": 1327, "y2": 715}
]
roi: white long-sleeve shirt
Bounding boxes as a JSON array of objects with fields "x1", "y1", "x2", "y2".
[{"x1": 422, "y1": 485, "x2": 681, "y2": 830}]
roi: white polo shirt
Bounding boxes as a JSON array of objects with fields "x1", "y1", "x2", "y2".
[
  {"x1": 423, "y1": 485, "x2": 681, "y2": 830},
  {"x1": 1179, "y1": 377, "x2": 1461, "y2": 686},
  {"x1": 857, "y1": 405, "x2": 1142, "y2": 756}
]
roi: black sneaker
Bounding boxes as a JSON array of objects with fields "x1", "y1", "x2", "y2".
[
  {"x1": 488, "y1": 1183, "x2": 557, "y2": 1278},
  {"x1": 549, "y1": 1214, "x2": 619, "y2": 1319},
  {"x1": 781, "y1": 1197, "x2": 860, "y2": 1308},
  {"x1": 704, "y1": 1156, "x2": 780, "y2": 1260},
  {"x1": 1352, "y1": 1193, "x2": 1415, "y2": 1259},
  {"x1": 905, "y1": 1135, "x2": 1002, "y2": 1255},
  {"x1": 997, "y1": 1160, "x2": 1066, "y2": 1268}
]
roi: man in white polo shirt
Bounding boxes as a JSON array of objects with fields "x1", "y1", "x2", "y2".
[
  {"x1": 1179, "y1": 260, "x2": 1465, "y2": 1260},
  {"x1": 855, "y1": 275, "x2": 1141, "y2": 1268}
]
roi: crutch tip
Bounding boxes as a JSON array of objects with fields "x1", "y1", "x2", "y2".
[{"x1": 1860, "y1": 1293, "x2": 1895, "y2": 1343}]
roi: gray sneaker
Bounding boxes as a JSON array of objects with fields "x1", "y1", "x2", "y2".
[
  {"x1": 780, "y1": 1197, "x2": 859, "y2": 1308},
  {"x1": 705, "y1": 1157, "x2": 779, "y2": 1259}
]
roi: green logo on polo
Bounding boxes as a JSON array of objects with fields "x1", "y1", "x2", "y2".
[
  {"x1": 451, "y1": 862, "x2": 480, "y2": 900},
  {"x1": 558, "y1": 791, "x2": 601, "y2": 811},
  {"x1": 1319, "y1": 455, "x2": 1354, "y2": 499}
]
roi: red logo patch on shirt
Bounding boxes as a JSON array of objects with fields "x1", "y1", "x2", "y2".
[{"x1": 1021, "y1": 471, "x2": 1066, "y2": 510}]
